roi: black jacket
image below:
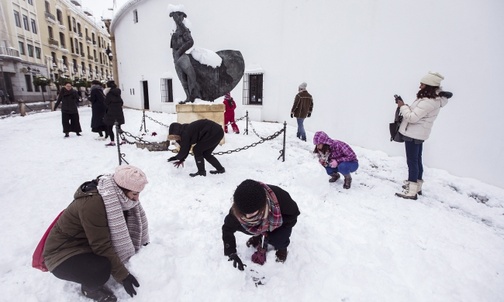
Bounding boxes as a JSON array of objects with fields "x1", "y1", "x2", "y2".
[
  {"x1": 90, "y1": 86, "x2": 106, "y2": 130},
  {"x1": 221, "y1": 185, "x2": 300, "y2": 256},
  {"x1": 103, "y1": 88, "x2": 125, "y2": 126},
  {"x1": 55, "y1": 88, "x2": 79, "y2": 114},
  {"x1": 170, "y1": 119, "x2": 223, "y2": 161}
]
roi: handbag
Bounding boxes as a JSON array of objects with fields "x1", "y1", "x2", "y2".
[
  {"x1": 389, "y1": 107, "x2": 404, "y2": 142},
  {"x1": 32, "y1": 210, "x2": 64, "y2": 272}
]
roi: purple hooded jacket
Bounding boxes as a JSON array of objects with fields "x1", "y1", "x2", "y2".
[{"x1": 313, "y1": 131, "x2": 358, "y2": 163}]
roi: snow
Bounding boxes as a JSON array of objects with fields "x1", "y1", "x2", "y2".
[{"x1": 1, "y1": 107, "x2": 503, "y2": 301}]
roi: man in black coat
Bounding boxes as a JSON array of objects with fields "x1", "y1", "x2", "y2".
[
  {"x1": 54, "y1": 81, "x2": 82, "y2": 137},
  {"x1": 167, "y1": 119, "x2": 225, "y2": 177},
  {"x1": 222, "y1": 179, "x2": 300, "y2": 269}
]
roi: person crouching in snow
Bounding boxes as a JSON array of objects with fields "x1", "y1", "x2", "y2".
[
  {"x1": 313, "y1": 131, "x2": 359, "y2": 189},
  {"x1": 167, "y1": 119, "x2": 226, "y2": 177},
  {"x1": 42, "y1": 165, "x2": 149, "y2": 301},
  {"x1": 222, "y1": 179, "x2": 300, "y2": 270},
  {"x1": 223, "y1": 93, "x2": 239, "y2": 134}
]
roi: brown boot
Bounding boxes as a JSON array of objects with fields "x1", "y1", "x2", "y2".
[
  {"x1": 343, "y1": 175, "x2": 352, "y2": 189},
  {"x1": 329, "y1": 173, "x2": 340, "y2": 183}
]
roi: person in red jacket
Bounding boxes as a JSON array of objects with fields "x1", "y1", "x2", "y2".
[{"x1": 223, "y1": 93, "x2": 239, "y2": 134}]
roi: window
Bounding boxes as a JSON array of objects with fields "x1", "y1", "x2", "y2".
[
  {"x1": 19, "y1": 42, "x2": 25, "y2": 55},
  {"x1": 45, "y1": 1, "x2": 50, "y2": 12},
  {"x1": 72, "y1": 17, "x2": 76, "y2": 33},
  {"x1": 70, "y1": 39, "x2": 74, "y2": 53},
  {"x1": 59, "y1": 32, "x2": 65, "y2": 48},
  {"x1": 14, "y1": 11, "x2": 21, "y2": 28},
  {"x1": 48, "y1": 26, "x2": 53, "y2": 39},
  {"x1": 23, "y1": 15, "x2": 29, "y2": 30},
  {"x1": 79, "y1": 42, "x2": 84, "y2": 57},
  {"x1": 161, "y1": 79, "x2": 173, "y2": 102},
  {"x1": 31, "y1": 19, "x2": 37, "y2": 33},
  {"x1": 243, "y1": 73, "x2": 263, "y2": 105},
  {"x1": 35, "y1": 47, "x2": 41, "y2": 59},
  {"x1": 133, "y1": 10, "x2": 138, "y2": 23},
  {"x1": 56, "y1": 9, "x2": 63, "y2": 24},
  {"x1": 67, "y1": 16, "x2": 72, "y2": 31},
  {"x1": 28, "y1": 0, "x2": 34, "y2": 5},
  {"x1": 27, "y1": 44, "x2": 34, "y2": 57},
  {"x1": 75, "y1": 38, "x2": 79, "y2": 54},
  {"x1": 25, "y1": 75, "x2": 33, "y2": 92}
]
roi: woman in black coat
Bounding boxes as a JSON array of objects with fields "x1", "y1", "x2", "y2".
[
  {"x1": 54, "y1": 81, "x2": 82, "y2": 137},
  {"x1": 167, "y1": 119, "x2": 225, "y2": 177},
  {"x1": 222, "y1": 179, "x2": 300, "y2": 268},
  {"x1": 103, "y1": 81, "x2": 125, "y2": 146},
  {"x1": 89, "y1": 80, "x2": 107, "y2": 138}
]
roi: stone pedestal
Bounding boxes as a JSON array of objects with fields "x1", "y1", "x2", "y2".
[{"x1": 175, "y1": 103, "x2": 225, "y2": 144}]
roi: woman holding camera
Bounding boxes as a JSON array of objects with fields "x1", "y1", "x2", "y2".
[{"x1": 395, "y1": 72, "x2": 452, "y2": 200}]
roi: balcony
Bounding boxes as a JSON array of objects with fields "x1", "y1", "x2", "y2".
[
  {"x1": 0, "y1": 46, "x2": 21, "y2": 59},
  {"x1": 48, "y1": 38, "x2": 59, "y2": 47},
  {"x1": 45, "y1": 12, "x2": 56, "y2": 23},
  {"x1": 86, "y1": 36, "x2": 92, "y2": 43},
  {"x1": 71, "y1": 0, "x2": 82, "y2": 6},
  {"x1": 88, "y1": 55, "x2": 94, "y2": 60}
]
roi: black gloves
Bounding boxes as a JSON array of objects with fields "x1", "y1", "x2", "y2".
[
  {"x1": 439, "y1": 91, "x2": 453, "y2": 99},
  {"x1": 167, "y1": 156, "x2": 178, "y2": 162},
  {"x1": 122, "y1": 274, "x2": 140, "y2": 297},
  {"x1": 228, "y1": 253, "x2": 246, "y2": 271},
  {"x1": 290, "y1": 113, "x2": 293, "y2": 118},
  {"x1": 307, "y1": 112, "x2": 311, "y2": 117},
  {"x1": 173, "y1": 160, "x2": 184, "y2": 168}
]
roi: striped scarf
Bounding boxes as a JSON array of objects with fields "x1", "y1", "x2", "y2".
[
  {"x1": 236, "y1": 183, "x2": 283, "y2": 235},
  {"x1": 97, "y1": 175, "x2": 149, "y2": 263}
]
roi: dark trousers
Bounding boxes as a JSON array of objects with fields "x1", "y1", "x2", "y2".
[
  {"x1": 405, "y1": 140, "x2": 423, "y2": 182},
  {"x1": 268, "y1": 226, "x2": 293, "y2": 250},
  {"x1": 61, "y1": 112, "x2": 82, "y2": 134},
  {"x1": 193, "y1": 128, "x2": 224, "y2": 172},
  {"x1": 52, "y1": 253, "x2": 111, "y2": 290}
]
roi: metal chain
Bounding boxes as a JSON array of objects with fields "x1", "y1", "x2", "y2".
[
  {"x1": 213, "y1": 128, "x2": 285, "y2": 155},
  {"x1": 145, "y1": 114, "x2": 171, "y2": 128}
]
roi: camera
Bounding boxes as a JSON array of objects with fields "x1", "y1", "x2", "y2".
[{"x1": 394, "y1": 94, "x2": 403, "y2": 103}]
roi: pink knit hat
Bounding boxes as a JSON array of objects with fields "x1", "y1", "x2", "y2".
[{"x1": 113, "y1": 165, "x2": 148, "y2": 192}]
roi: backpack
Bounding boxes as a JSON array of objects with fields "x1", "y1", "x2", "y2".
[{"x1": 32, "y1": 210, "x2": 64, "y2": 272}]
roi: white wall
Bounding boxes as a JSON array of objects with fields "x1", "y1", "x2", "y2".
[{"x1": 112, "y1": 0, "x2": 504, "y2": 188}]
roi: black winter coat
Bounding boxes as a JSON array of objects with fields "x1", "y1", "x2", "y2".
[
  {"x1": 103, "y1": 88, "x2": 125, "y2": 126},
  {"x1": 55, "y1": 88, "x2": 79, "y2": 114},
  {"x1": 221, "y1": 185, "x2": 300, "y2": 256},
  {"x1": 89, "y1": 86, "x2": 107, "y2": 131},
  {"x1": 170, "y1": 119, "x2": 223, "y2": 161}
]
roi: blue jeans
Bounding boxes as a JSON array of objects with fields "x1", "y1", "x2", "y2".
[
  {"x1": 405, "y1": 140, "x2": 423, "y2": 182},
  {"x1": 324, "y1": 161, "x2": 359, "y2": 176},
  {"x1": 296, "y1": 118, "x2": 306, "y2": 141}
]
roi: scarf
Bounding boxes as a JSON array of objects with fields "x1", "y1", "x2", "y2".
[
  {"x1": 236, "y1": 183, "x2": 283, "y2": 235},
  {"x1": 97, "y1": 175, "x2": 149, "y2": 263}
]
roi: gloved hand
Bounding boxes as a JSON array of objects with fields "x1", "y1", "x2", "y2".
[
  {"x1": 122, "y1": 274, "x2": 140, "y2": 297},
  {"x1": 167, "y1": 156, "x2": 178, "y2": 162},
  {"x1": 439, "y1": 91, "x2": 453, "y2": 99},
  {"x1": 228, "y1": 253, "x2": 246, "y2": 271},
  {"x1": 319, "y1": 158, "x2": 327, "y2": 167},
  {"x1": 329, "y1": 159, "x2": 338, "y2": 168},
  {"x1": 173, "y1": 160, "x2": 184, "y2": 168},
  {"x1": 307, "y1": 112, "x2": 311, "y2": 117},
  {"x1": 251, "y1": 248, "x2": 267, "y2": 265},
  {"x1": 290, "y1": 113, "x2": 293, "y2": 118}
]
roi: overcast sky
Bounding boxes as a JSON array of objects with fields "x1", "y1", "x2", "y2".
[{"x1": 82, "y1": 0, "x2": 127, "y2": 20}]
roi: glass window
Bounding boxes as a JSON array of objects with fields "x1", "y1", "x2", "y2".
[
  {"x1": 35, "y1": 47, "x2": 41, "y2": 59},
  {"x1": 19, "y1": 42, "x2": 25, "y2": 55},
  {"x1": 160, "y1": 78, "x2": 173, "y2": 103},
  {"x1": 28, "y1": 0, "x2": 34, "y2": 5},
  {"x1": 14, "y1": 11, "x2": 21, "y2": 28},
  {"x1": 27, "y1": 44, "x2": 34, "y2": 57},
  {"x1": 25, "y1": 75, "x2": 33, "y2": 92},
  {"x1": 31, "y1": 19, "x2": 37, "y2": 33},
  {"x1": 23, "y1": 15, "x2": 29, "y2": 30},
  {"x1": 133, "y1": 10, "x2": 138, "y2": 23},
  {"x1": 243, "y1": 73, "x2": 263, "y2": 105}
]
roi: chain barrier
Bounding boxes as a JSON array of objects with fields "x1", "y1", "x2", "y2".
[{"x1": 212, "y1": 126, "x2": 285, "y2": 156}]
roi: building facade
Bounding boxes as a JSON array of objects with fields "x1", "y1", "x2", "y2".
[{"x1": 0, "y1": 0, "x2": 112, "y2": 103}]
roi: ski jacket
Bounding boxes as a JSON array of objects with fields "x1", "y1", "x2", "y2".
[
  {"x1": 103, "y1": 88, "x2": 125, "y2": 126},
  {"x1": 398, "y1": 96, "x2": 449, "y2": 141},
  {"x1": 221, "y1": 185, "x2": 300, "y2": 256},
  {"x1": 290, "y1": 90, "x2": 313, "y2": 118},
  {"x1": 42, "y1": 182, "x2": 131, "y2": 281},
  {"x1": 313, "y1": 131, "x2": 358, "y2": 163},
  {"x1": 223, "y1": 98, "x2": 236, "y2": 121},
  {"x1": 54, "y1": 88, "x2": 79, "y2": 114}
]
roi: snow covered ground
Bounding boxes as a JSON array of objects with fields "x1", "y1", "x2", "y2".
[{"x1": 1, "y1": 107, "x2": 503, "y2": 302}]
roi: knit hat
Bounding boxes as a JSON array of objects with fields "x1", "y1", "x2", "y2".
[
  {"x1": 298, "y1": 82, "x2": 307, "y2": 90},
  {"x1": 113, "y1": 165, "x2": 148, "y2": 192},
  {"x1": 233, "y1": 179, "x2": 267, "y2": 214},
  {"x1": 420, "y1": 72, "x2": 444, "y2": 87}
]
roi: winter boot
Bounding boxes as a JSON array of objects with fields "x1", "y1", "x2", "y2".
[
  {"x1": 395, "y1": 181, "x2": 419, "y2": 200},
  {"x1": 275, "y1": 248, "x2": 288, "y2": 263},
  {"x1": 81, "y1": 285, "x2": 117, "y2": 302},
  {"x1": 209, "y1": 168, "x2": 225, "y2": 174},
  {"x1": 190, "y1": 157, "x2": 206, "y2": 177},
  {"x1": 246, "y1": 235, "x2": 262, "y2": 248},
  {"x1": 343, "y1": 175, "x2": 352, "y2": 189},
  {"x1": 329, "y1": 173, "x2": 340, "y2": 183},
  {"x1": 206, "y1": 155, "x2": 225, "y2": 175},
  {"x1": 403, "y1": 180, "x2": 423, "y2": 195}
]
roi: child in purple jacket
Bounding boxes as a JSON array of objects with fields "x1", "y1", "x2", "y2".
[{"x1": 313, "y1": 131, "x2": 359, "y2": 189}]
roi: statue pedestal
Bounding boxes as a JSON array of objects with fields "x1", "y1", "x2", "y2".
[{"x1": 175, "y1": 103, "x2": 225, "y2": 144}]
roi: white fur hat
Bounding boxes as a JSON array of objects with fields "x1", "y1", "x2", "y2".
[{"x1": 420, "y1": 72, "x2": 444, "y2": 87}]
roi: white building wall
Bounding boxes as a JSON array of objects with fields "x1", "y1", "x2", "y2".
[{"x1": 111, "y1": 0, "x2": 504, "y2": 188}]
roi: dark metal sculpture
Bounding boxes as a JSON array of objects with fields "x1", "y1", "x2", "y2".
[{"x1": 169, "y1": 10, "x2": 244, "y2": 103}]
